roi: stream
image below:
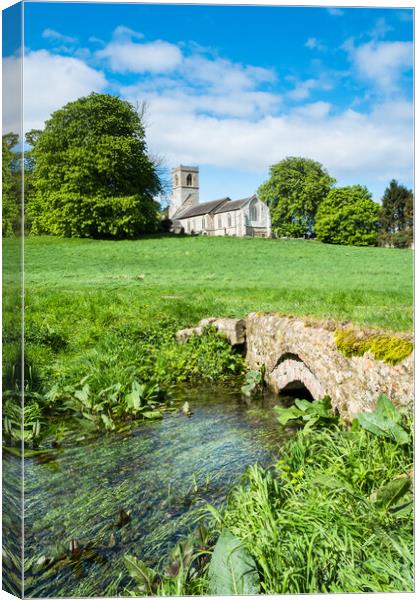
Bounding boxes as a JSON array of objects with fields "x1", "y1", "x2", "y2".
[{"x1": 6, "y1": 384, "x2": 288, "y2": 597}]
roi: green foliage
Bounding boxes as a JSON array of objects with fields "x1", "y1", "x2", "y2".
[
  {"x1": 3, "y1": 399, "x2": 43, "y2": 443},
  {"x1": 274, "y1": 396, "x2": 338, "y2": 432},
  {"x1": 241, "y1": 367, "x2": 265, "y2": 397},
  {"x1": 208, "y1": 530, "x2": 260, "y2": 595},
  {"x1": 213, "y1": 407, "x2": 413, "y2": 593},
  {"x1": 378, "y1": 230, "x2": 413, "y2": 249},
  {"x1": 60, "y1": 379, "x2": 164, "y2": 432},
  {"x1": 28, "y1": 93, "x2": 161, "y2": 238},
  {"x1": 354, "y1": 394, "x2": 410, "y2": 445},
  {"x1": 18, "y1": 317, "x2": 243, "y2": 436},
  {"x1": 124, "y1": 556, "x2": 158, "y2": 595},
  {"x1": 2, "y1": 133, "x2": 20, "y2": 236},
  {"x1": 315, "y1": 185, "x2": 380, "y2": 246},
  {"x1": 125, "y1": 527, "x2": 213, "y2": 596},
  {"x1": 379, "y1": 180, "x2": 413, "y2": 247},
  {"x1": 371, "y1": 476, "x2": 412, "y2": 510},
  {"x1": 258, "y1": 156, "x2": 335, "y2": 237},
  {"x1": 335, "y1": 328, "x2": 413, "y2": 364}
]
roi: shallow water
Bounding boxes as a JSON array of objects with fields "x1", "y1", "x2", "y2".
[{"x1": 9, "y1": 385, "x2": 286, "y2": 597}]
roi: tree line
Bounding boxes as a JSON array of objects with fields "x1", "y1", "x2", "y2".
[
  {"x1": 2, "y1": 92, "x2": 413, "y2": 248},
  {"x1": 258, "y1": 157, "x2": 413, "y2": 248}
]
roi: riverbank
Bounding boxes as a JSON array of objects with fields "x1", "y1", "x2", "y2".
[{"x1": 126, "y1": 403, "x2": 413, "y2": 595}]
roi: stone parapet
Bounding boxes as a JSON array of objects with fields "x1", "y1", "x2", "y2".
[
  {"x1": 176, "y1": 313, "x2": 413, "y2": 420},
  {"x1": 176, "y1": 317, "x2": 246, "y2": 346},
  {"x1": 245, "y1": 313, "x2": 413, "y2": 419}
]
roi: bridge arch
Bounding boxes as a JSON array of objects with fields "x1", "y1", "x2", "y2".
[{"x1": 270, "y1": 352, "x2": 325, "y2": 401}]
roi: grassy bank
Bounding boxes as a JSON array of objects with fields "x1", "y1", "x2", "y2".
[
  {"x1": 2, "y1": 234, "x2": 413, "y2": 441},
  {"x1": 127, "y1": 407, "x2": 413, "y2": 595}
]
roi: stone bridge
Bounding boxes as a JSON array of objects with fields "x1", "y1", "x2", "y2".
[{"x1": 177, "y1": 313, "x2": 413, "y2": 419}]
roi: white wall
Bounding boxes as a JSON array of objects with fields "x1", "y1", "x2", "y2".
[{"x1": 177, "y1": 200, "x2": 271, "y2": 237}]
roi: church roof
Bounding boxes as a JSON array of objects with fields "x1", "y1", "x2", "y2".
[
  {"x1": 175, "y1": 197, "x2": 230, "y2": 219},
  {"x1": 214, "y1": 195, "x2": 256, "y2": 214}
]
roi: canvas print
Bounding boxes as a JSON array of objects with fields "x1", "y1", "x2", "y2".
[{"x1": 2, "y1": 1, "x2": 414, "y2": 597}]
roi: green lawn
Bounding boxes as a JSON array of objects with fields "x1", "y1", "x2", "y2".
[
  {"x1": 2, "y1": 236, "x2": 413, "y2": 596},
  {"x1": 20, "y1": 234, "x2": 413, "y2": 331}
]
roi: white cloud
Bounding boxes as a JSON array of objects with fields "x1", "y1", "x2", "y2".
[
  {"x1": 305, "y1": 37, "x2": 317, "y2": 49},
  {"x1": 97, "y1": 38, "x2": 182, "y2": 73},
  {"x1": 369, "y1": 17, "x2": 393, "y2": 39},
  {"x1": 123, "y1": 82, "x2": 280, "y2": 120},
  {"x1": 42, "y1": 28, "x2": 78, "y2": 44},
  {"x1": 112, "y1": 26, "x2": 144, "y2": 41},
  {"x1": 181, "y1": 55, "x2": 275, "y2": 92},
  {"x1": 3, "y1": 52, "x2": 22, "y2": 135},
  {"x1": 287, "y1": 76, "x2": 332, "y2": 101},
  {"x1": 287, "y1": 78, "x2": 317, "y2": 101},
  {"x1": 291, "y1": 101, "x2": 331, "y2": 119},
  {"x1": 96, "y1": 27, "x2": 276, "y2": 91},
  {"x1": 88, "y1": 36, "x2": 105, "y2": 45},
  {"x1": 305, "y1": 37, "x2": 326, "y2": 51},
  {"x1": 347, "y1": 39, "x2": 413, "y2": 91},
  {"x1": 14, "y1": 29, "x2": 413, "y2": 198},
  {"x1": 22, "y1": 50, "x2": 107, "y2": 131},
  {"x1": 138, "y1": 94, "x2": 412, "y2": 194},
  {"x1": 327, "y1": 8, "x2": 344, "y2": 17}
]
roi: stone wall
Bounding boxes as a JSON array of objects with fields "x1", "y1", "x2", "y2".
[
  {"x1": 245, "y1": 313, "x2": 413, "y2": 420},
  {"x1": 177, "y1": 313, "x2": 413, "y2": 419}
]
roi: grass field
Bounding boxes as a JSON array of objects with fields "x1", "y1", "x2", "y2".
[
  {"x1": 21, "y1": 234, "x2": 413, "y2": 331},
  {"x1": 2, "y1": 233, "x2": 414, "y2": 436},
  {"x1": 2, "y1": 236, "x2": 414, "y2": 595}
]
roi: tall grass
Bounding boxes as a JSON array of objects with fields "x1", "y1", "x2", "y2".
[
  {"x1": 218, "y1": 422, "x2": 413, "y2": 593},
  {"x1": 136, "y1": 417, "x2": 413, "y2": 595}
]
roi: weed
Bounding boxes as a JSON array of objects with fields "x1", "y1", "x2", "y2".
[{"x1": 335, "y1": 328, "x2": 413, "y2": 364}]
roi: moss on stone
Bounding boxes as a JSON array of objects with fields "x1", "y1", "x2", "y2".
[{"x1": 335, "y1": 328, "x2": 413, "y2": 365}]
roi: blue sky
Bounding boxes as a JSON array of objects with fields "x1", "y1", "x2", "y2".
[{"x1": 3, "y1": 2, "x2": 414, "y2": 203}]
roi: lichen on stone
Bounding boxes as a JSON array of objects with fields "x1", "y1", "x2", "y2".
[{"x1": 335, "y1": 328, "x2": 413, "y2": 365}]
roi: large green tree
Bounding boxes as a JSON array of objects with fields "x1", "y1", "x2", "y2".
[
  {"x1": 379, "y1": 180, "x2": 413, "y2": 248},
  {"x1": 315, "y1": 185, "x2": 379, "y2": 246},
  {"x1": 2, "y1": 133, "x2": 21, "y2": 237},
  {"x1": 258, "y1": 156, "x2": 335, "y2": 237},
  {"x1": 28, "y1": 93, "x2": 162, "y2": 238}
]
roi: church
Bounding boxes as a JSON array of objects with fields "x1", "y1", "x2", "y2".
[{"x1": 169, "y1": 165, "x2": 271, "y2": 238}]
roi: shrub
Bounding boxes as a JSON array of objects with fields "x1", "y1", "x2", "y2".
[{"x1": 315, "y1": 185, "x2": 379, "y2": 246}]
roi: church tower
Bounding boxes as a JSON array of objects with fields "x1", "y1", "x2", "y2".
[{"x1": 169, "y1": 165, "x2": 199, "y2": 218}]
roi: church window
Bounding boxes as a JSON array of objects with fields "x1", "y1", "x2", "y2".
[
  {"x1": 218, "y1": 215, "x2": 222, "y2": 228},
  {"x1": 250, "y1": 203, "x2": 258, "y2": 221},
  {"x1": 202, "y1": 217, "x2": 206, "y2": 230},
  {"x1": 186, "y1": 173, "x2": 192, "y2": 186},
  {"x1": 227, "y1": 213, "x2": 232, "y2": 227}
]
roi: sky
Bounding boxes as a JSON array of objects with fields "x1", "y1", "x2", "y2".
[{"x1": 2, "y1": 1, "x2": 414, "y2": 203}]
